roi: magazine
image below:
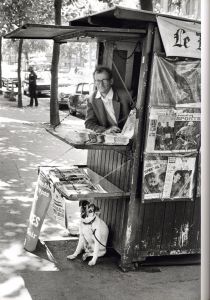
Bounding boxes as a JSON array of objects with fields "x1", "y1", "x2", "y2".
[
  {"x1": 173, "y1": 111, "x2": 200, "y2": 151},
  {"x1": 143, "y1": 157, "x2": 168, "y2": 200},
  {"x1": 162, "y1": 157, "x2": 196, "y2": 199},
  {"x1": 143, "y1": 156, "x2": 196, "y2": 201},
  {"x1": 146, "y1": 108, "x2": 200, "y2": 153},
  {"x1": 146, "y1": 108, "x2": 176, "y2": 152}
]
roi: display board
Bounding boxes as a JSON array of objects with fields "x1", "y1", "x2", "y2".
[{"x1": 142, "y1": 55, "x2": 201, "y2": 202}]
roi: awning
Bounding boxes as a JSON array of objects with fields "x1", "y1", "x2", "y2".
[
  {"x1": 69, "y1": 6, "x2": 200, "y2": 27},
  {"x1": 4, "y1": 6, "x2": 200, "y2": 43},
  {"x1": 4, "y1": 24, "x2": 146, "y2": 43}
]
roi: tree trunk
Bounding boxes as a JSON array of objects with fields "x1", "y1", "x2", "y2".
[
  {"x1": 17, "y1": 39, "x2": 23, "y2": 107},
  {"x1": 0, "y1": 36, "x2": 2, "y2": 94},
  {"x1": 139, "y1": 0, "x2": 153, "y2": 11},
  {"x1": 50, "y1": 42, "x2": 60, "y2": 126},
  {"x1": 50, "y1": 0, "x2": 62, "y2": 126}
]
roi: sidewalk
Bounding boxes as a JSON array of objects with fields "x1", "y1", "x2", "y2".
[{"x1": 0, "y1": 95, "x2": 200, "y2": 300}]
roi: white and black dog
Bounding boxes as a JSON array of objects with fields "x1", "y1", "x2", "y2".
[{"x1": 67, "y1": 201, "x2": 109, "y2": 266}]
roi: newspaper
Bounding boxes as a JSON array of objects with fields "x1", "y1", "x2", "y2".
[
  {"x1": 47, "y1": 166, "x2": 106, "y2": 199},
  {"x1": 121, "y1": 108, "x2": 136, "y2": 139},
  {"x1": 162, "y1": 157, "x2": 196, "y2": 199},
  {"x1": 143, "y1": 156, "x2": 196, "y2": 201},
  {"x1": 146, "y1": 108, "x2": 200, "y2": 153}
]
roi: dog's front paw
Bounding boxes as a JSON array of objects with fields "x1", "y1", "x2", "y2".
[
  {"x1": 88, "y1": 259, "x2": 96, "y2": 266},
  {"x1": 67, "y1": 253, "x2": 77, "y2": 260},
  {"x1": 82, "y1": 253, "x2": 89, "y2": 261}
]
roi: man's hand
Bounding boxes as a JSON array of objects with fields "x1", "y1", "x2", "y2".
[{"x1": 105, "y1": 126, "x2": 121, "y2": 134}]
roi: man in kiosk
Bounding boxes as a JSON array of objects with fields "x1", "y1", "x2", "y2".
[{"x1": 85, "y1": 66, "x2": 131, "y2": 134}]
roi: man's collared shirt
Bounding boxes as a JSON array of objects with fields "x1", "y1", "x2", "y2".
[{"x1": 95, "y1": 88, "x2": 117, "y2": 125}]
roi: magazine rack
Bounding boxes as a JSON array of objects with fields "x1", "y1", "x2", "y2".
[{"x1": 8, "y1": 7, "x2": 201, "y2": 271}]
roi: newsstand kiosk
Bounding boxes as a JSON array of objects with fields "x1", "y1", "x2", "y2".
[{"x1": 5, "y1": 7, "x2": 201, "y2": 271}]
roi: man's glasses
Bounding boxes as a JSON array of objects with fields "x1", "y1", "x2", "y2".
[{"x1": 94, "y1": 78, "x2": 110, "y2": 85}]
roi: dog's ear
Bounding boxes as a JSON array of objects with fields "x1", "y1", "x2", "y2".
[
  {"x1": 94, "y1": 205, "x2": 100, "y2": 215},
  {"x1": 79, "y1": 200, "x2": 89, "y2": 207},
  {"x1": 94, "y1": 205, "x2": 100, "y2": 212}
]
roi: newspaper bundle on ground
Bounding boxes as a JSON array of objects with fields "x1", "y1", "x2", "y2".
[
  {"x1": 146, "y1": 108, "x2": 200, "y2": 153},
  {"x1": 143, "y1": 156, "x2": 196, "y2": 201}
]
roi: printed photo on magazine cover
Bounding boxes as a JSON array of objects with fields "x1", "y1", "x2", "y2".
[
  {"x1": 146, "y1": 108, "x2": 176, "y2": 152},
  {"x1": 146, "y1": 108, "x2": 200, "y2": 153},
  {"x1": 162, "y1": 156, "x2": 196, "y2": 199},
  {"x1": 143, "y1": 157, "x2": 168, "y2": 200},
  {"x1": 174, "y1": 111, "x2": 200, "y2": 151}
]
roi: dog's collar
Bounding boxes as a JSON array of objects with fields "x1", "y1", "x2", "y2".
[{"x1": 82, "y1": 216, "x2": 96, "y2": 225}]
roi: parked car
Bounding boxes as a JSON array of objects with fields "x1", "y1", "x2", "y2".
[
  {"x1": 1, "y1": 77, "x2": 19, "y2": 98},
  {"x1": 58, "y1": 82, "x2": 94, "y2": 117},
  {"x1": 58, "y1": 84, "x2": 76, "y2": 108},
  {"x1": 1, "y1": 66, "x2": 23, "y2": 98}
]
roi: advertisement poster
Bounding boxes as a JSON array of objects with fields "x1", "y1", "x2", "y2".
[{"x1": 51, "y1": 187, "x2": 66, "y2": 228}]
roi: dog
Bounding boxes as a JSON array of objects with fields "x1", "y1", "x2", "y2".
[{"x1": 67, "y1": 200, "x2": 109, "y2": 266}]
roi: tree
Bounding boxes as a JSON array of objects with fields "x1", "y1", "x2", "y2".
[
  {"x1": 50, "y1": 0, "x2": 62, "y2": 126},
  {"x1": 1, "y1": 0, "x2": 55, "y2": 107}
]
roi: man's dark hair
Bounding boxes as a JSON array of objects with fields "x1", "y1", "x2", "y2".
[{"x1": 93, "y1": 65, "x2": 113, "y2": 80}]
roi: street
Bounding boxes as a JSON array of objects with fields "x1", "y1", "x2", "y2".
[{"x1": 0, "y1": 95, "x2": 200, "y2": 300}]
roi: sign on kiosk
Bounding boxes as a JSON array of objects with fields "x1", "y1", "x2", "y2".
[{"x1": 157, "y1": 16, "x2": 201, "y2": 59}]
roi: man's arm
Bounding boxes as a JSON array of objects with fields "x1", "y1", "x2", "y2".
[{"x1": 85, "y1": 99, "x2": 107, "y2": 133}]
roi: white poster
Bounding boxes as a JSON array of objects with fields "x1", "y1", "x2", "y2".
[{"x1": 157, "y1": 16, "x2": 201, "y2": 58}]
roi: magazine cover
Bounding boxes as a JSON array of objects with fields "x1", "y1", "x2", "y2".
[
  {"x1": 143, "y1": 157, "x2": 168, "y2": 200},
  {"x1": 174, "y1": 110, "x2": 201, "y2": 151},
  {"x1": 146, "y1": 108, "x2": 176, "y2": 152},
  {"x1": 162, "y1": 157, "x2": 196, "y2": 199},
  {"x1": 146, "y1": 108, "x2": 200, "y2": 153}
]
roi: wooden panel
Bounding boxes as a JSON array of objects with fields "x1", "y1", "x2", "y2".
[
  {"x1": 134, "y1": 198, "x2": 200, "y2": 258},
  {"x1": 159, "y1": 202, "x2": 176, "y2": 253},
  {"x1": 139, "y1": 203, "x2": 156, "y2": 251},
  {"x1": 87, "y1": 149, "x2": 132, "y2": 192},
  {"x1": 188, "y1": 197, "x2": 200, "y2": 251},
  {"x1": 181, "y1": 200, "x2": 195, "y2": 251},
  {"x1": 92, "y1": 197, "x2": 129, "y2": 253},
  {"x1": 149, "y1": 202, "x2": 165, "y2": 253},
  {"x1": 169, "y1": 202, "x2": 186, "y2": 252}
]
